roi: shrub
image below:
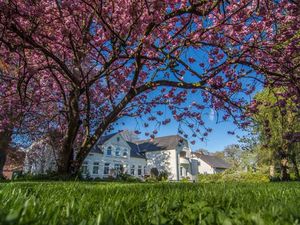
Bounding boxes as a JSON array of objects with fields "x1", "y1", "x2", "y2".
[
  {"x1": 198, "y1": 172, "x2": 270, "y2": 183},
  {"x1": 118, "y1": 173, "x2": 142, "y2": 182},
  {"x1": 157, "y1": 170, "x2": 169, "y2": 181},
  {"x1": 13, "y1": 172, "x2": 83, "y2": 181},
  {"x1": 180, "y1": 177, "x2": 190, "y2": 183}
]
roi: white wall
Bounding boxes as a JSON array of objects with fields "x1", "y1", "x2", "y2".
[
  {"x1": 195, "y1": 158, "x2": 215, "y2": 174},
  {"x1": 145, "y1": 149, "x2": 178, "y2": 180},
  {"x1": 24, "y1": 140, "x2": 57, "y2": 174},
  {"x1": 82, "y1": 133, "x2": 147, "y2": 179}
]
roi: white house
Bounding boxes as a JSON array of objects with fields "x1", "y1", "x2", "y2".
[
  {"x1": 191, "y1": 152, "x2": 231, "y2": 174},
  {"x1": 136, "y1": 135, "x2": 197, "y2": 180},
  {"x1": 24, "y1": 139, "x2": 58, "y2": 174},
  {"x1": 82, "y1": 132, "x2": 198, "y2": 181},
  {"x1": 23, "y1": 131, "x2": 230, "y2": 180},
  {"x1": 82, "y1": 132, "x2": 147, "y2": 179}
]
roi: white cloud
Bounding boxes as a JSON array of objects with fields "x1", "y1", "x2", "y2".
[{"x1": 209, "y1": 108, "x2": 215, "y2": 121}]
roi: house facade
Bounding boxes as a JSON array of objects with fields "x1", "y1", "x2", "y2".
[
  {"x1": 82, "y1": 132, "x2": 199, "y2": 181},
  {"x1": 22, "y1": 131, "x2": 230, "y2": 181},
  {"x1": 191, "y1": 152, "x2": 231, "y2": 174},
  {"x1": 82, "y1": 132, "x2": 147, "y2": 179},
  {"x1": 24, "y1": 140, "x2": 58, "y2": 174}
]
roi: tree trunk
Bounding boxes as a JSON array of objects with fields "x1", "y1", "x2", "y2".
[
  {"x1": 280, "y1": 158, "x2": 290, "y2": 181},
  {"x1": 290, "y1": 154, "x2": 300, "y2": 180},
  {"x1": 269, "y1": 164, "x2": 275, "y2": 179},
  {"x1": 57, "y1": 89, "x2": 81, "y2": 176},
  {"x1": 0, "y1": 130, "x2": 12, "y2": 178}
]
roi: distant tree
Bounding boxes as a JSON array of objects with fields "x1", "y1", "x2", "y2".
[
  {"x1": 212, "y1": 151, "x2": 225, "y2": 160},
  {"x1": 250, "y1": 88, "x2": 300, "y2": 180},
  {"x1": 223, "y1": 144, "x2": 243, "y2": 169}
]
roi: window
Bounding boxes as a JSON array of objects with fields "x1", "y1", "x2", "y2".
[
  {"x1": 115, "y1": 148, "x2": 120, "y2": 156},
  {"x1": 104, "y1": 163, "x2": 110, "y2": 175},
  {"x1": 180, "y1": 167, "x2": 183, "y2": 176},
  {"x1": 114, "y1": 164, "x2": 122, "y2": 175},
  {"x1": 123, "y1": 150, "x2": 128, "y2": 157},
  {"x1": 131, "y1": 165, "x2": 135, "y2": 175},
  {"x1": 117, "y1": 137, "x2": 120, "y2": 142},
  {"x1": 124, "y1": 164, "x2": 128, "y2": 174},
  {"x1": 138, "y1": 165, "x2": 142, "y2": 176},
  {"x1": 82, "y1": 161, "x2": 88, "y2": 174},
  {"x1": 93, "y1": 162, "x2": 99, "y2": 174},
  {"x1": 106, "y1": 147, "x2": 112, "y2": 156},
  {"x1": 88, "y1": 153, "x2": 94, "y2": 157}
]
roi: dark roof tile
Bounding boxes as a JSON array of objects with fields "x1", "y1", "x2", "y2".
[
  {"x1": 136, "y1": 135, "x2": 185, "y2": 152},
  {"x1": 195, "y1": 154, "x2": 231, "y2": 169}
]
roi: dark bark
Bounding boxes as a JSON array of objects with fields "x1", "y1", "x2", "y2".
[
  {"x1": 57, "y1": 89, "x2": 81, "y2": 175},
  {"x1": 280, "y1": 158, "x2": 290, "y2": 181},
  {"x1": 290, "y1": 153, "x2": 300, "y2": 180},
  {"x1": 0, "y1": 130, "x2": 12, "y2": 178}
]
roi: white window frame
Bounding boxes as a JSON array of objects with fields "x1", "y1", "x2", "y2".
[
  {"x1": 104, "y1": 163, "x2": 110, "y2": 175},
  {"x1": 82, "y1": 161, "x2": 88, "y2": 175},
  {"x1": 106, "y1": 147, "x2": 112, "y2": 157},
  {"x1": 138, "y1": 165, "x2": 142, "y2": 176},
  {"x1": 130, "y1": 165, "x2": 135, "y2": 176},
  {"x1": 92, "y1": 162, "x2": 100, "y2": 174},
  {"x1": 115, "y1": 147, "x2": 120, "y2": 157}
]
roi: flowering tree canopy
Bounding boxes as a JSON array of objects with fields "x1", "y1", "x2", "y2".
[{"x1": 0, "y1": 0, "x2": 297, "y2": 175}]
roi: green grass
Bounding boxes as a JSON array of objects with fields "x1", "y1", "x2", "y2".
[{"x1": 0, "y1": 182, "x2": 300, "y2": 225}]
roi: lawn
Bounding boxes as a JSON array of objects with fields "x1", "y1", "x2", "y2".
[{"x1": 0, "y1": 182, "x2": 299, "y2": 225}]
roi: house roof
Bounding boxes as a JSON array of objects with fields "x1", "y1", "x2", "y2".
[
  {"x1": 90, "y1": 132, "x2": 145, "y2": 158},
  {"x1": 90, "y1": 132, "x2": 120, "y2": 154},
  {"x1": 126, "y1": 142, "x2": 146, "y2": 159},
  {"x1": 136, "y1": 135, "x2": 185, "y2": 152},
  {"x1": 194, "y1": 153, "x2": 230, "y2": 169},
  {"x1": 90, "y1": 133, "x2": 187, "y2": 156},
  {"x1": 98, "y1": 132, "x2": 120, "y2": 145}
]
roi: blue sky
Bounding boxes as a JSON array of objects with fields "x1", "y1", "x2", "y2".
[
  {"x1": 114, "y1": 107, "x2": 248, "y2": 153},
  {"x1": 111, "y1": 49, "x2": 261, "y2": 153}
]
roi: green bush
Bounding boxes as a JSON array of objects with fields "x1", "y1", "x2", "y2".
[
  {"x1": 198, "y1": 172, "x2": 270, "y2": 183},
  {"x1": 13, "y1": 172, "x2": 83, "y2": 181},
  {"x1": 118, "y1": 173, "x2": 142, "y2": 182}
]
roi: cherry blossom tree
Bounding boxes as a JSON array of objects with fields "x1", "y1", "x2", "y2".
[
  {"x1": 0, "y1": 0, "x2": 296, "y2": 175},
  {"x1": 241, "y1": 1, "x2": 300, "y2": 115},
  {"x1": 0, "y1": 51, "x2": 58, "y2": 177}
]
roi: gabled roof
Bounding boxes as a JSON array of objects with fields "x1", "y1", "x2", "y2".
[
  {"x1": 90, "y1": 132, "x2": 145, "y2": 158},
  {"x1": 137, "y1": 135, "x2": 185, "y2": 152},
  {"x1": 98, "y1": 132, "x2": 120, "y2": 145},
  {"x1": 90, "y1": 133, "x2": 187, "y2": 157},
  {"x1": 90, "y1": 132, "x2": 120, "y2": 154},
  {"x1": 194, "y1": 153, "x2": 230, "y2": 169},
  {"x1": 126, "y1": 142, "x2": 146, "y2": 159}
]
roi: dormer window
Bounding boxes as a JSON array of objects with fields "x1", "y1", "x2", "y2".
[
  {"x1": 115, "y1": 147, "x2": 120, "y2": 156},
  {"x1": 106, "y1": 146, "x2": 112, "y2": 156}
]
